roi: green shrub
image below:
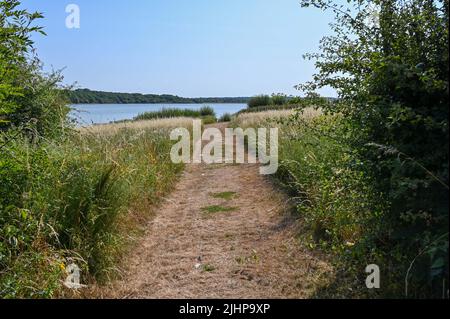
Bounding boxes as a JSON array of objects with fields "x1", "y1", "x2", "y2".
[
  {"x1": 0, "y1": 1, "x2": 70, "y2": 137},
  {"x1": 247, "y1": 95, "x2": 272, "y2": 108},
  {"x1": 219, "y1": 113, "x2": 232, "y2": 122},
  {"x1": 287, "y1": 97, "x2": 303, "y2": 105},
  {"x1": 201, "y1": 115, "x2": 217, "y2": 125},
  {"x1": 299, "y1": 0, "x2": 448, "y2": 298},
  {"x1": 271, "y1": 93, "x2": 287, "y2": 106},
  {"x1": 276, "y1": 115, "x2": 380, "y2": 246},
  {"x1": 199, "y1": 106, "x2": 215, "y2": 117}
]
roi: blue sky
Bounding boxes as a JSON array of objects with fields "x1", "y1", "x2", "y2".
[{"x1": 21, "y1": 0, "x2": 335, "y2": 97}]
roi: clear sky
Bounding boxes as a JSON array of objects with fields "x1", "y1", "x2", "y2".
[{"x1": 21, "y1": 0, "x2": 335, "y2": 97}]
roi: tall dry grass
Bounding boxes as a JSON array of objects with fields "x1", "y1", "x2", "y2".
[
  {"x1": 80, "y1": 117, "x2": 194, "y2": 135},
  {"x1": 0, "y1": 118, "x2": 185, "y2": 298},
  {"x1": 233, "y1": 107, "x2": 321, "y2": 127}
]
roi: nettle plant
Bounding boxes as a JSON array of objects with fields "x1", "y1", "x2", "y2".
[{"x1": 299, "y1": 0, "x2": 448, "y2": 297}]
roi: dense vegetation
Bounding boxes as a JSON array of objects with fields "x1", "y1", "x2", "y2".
[
  {"x1": 133, "y1": 106, "x2": 215, "y2": 121},
  {"x1": 0, "y1": 1, "x2": 183, "y2": 298},
  {"x1": 69, "y1": 89, "x2": 250, "y2": 105},
  {"x1": 1, "y1": 0, "x2": 448, "y2": 299},
  {"x1": 247, "y1": 95, "x2": 272, "y2": 108},
  {"x1": 236, "y1": 0, "x2": 448, "y2": 299},
  {"x1": 246, "y1": 94, "x2": 335, "y2": 109},
  {"x1": 218, "y1": 113, "x2": 232, "y2": 122},
  {"x1": 282, "y1": 0, "x2": 448, "y2": 298},
  {"x1": 247, "y1": 94, "x2": 291, "y2": 108},
  {"x1": 238, "y1": 104, "x2": 298, "y2": 114}
]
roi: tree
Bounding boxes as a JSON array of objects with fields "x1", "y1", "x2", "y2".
[
  {"x1": 1, "y1": 0, "x2": 45, "y2": 122},
  {"x1": 1, "y1": 0, "x2": 69, "y2": 137},
  {"x1": 299, "y1": 0, "x2": 449, "y2": 297}
]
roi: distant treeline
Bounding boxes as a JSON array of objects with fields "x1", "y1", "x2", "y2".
[{"x1": 69, "y1": 89, "x2": 251, "y2": 104}]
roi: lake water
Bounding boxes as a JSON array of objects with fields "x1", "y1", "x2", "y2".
[{"x1": 70, "y1": 103, "x2": 246, "y2": 125}]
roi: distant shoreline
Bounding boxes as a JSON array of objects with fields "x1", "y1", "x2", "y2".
[
  {"x1": 69, "y1": 89, "x2": 251, "y2": 105},
  {"x1": 71, "y1": 102, "x2": 247, "y2": 105}
]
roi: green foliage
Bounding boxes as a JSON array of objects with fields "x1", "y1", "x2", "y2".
[
  {"x1": 298, "y1": 0, "x2": 449, "y2": 297},
  {"x1": 199, "y1": 106, "x2": 215, "y2": 117},
  {"x1": 210, "y1": 191, "x2": 237, "y2": 200},
  {"x1": 134, "y1": 106, "x2": 215, "y2": 121},
  {"x1": 0, "y1": 1, "x2": 183, "y2": 298},
  {"x1": 218, "y1": 113, "x2": 232, "y2": 122},
  {"x1": 246, "y1": 94, "x2": 331, "y2": 109},
  {"x1": 69, "y1": 89, "x2": 250, "y2": 104},
  {"x1": 271, "y1": 93, "x2": 287, "y2": 105},
  {"x1": 238, "y1": 104, "x2": 298, "y2": 114},
  {"x1": 201, "y1": 115, "x2": 217, "y2": 125},
  {"x1": 1, "y1": 0, "x2": 44, "y2": 117},
  {"x1": 247, "y1": 95, "x2": 272, "y2": 108},
  {"x1": 201, "y1": 205, "x2": 237, "y2": 214},
  {"x1": 1, "y1": 0, "x2": 69, "y2": 136},
  {"x1": 0, "y1": 128, "x2": 183, "y2": 297},
  {"x1": 273, "y1": 115, "x2": 384, "y2": 296},
  {"x1": 202, "y1": 264, "x2": 216, "y2": 272}
]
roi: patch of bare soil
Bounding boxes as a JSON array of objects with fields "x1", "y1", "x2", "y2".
[{"x1": 100, "y1": 123, "x2": 331, "y2": 299}]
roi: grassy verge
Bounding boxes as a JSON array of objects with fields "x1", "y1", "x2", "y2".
[
  {"x1": 232, "y1": 110, "x2": 388, "y2": 297},
  {"x1": 0, "y1": 122, "x2": 186, "y2": 298}
]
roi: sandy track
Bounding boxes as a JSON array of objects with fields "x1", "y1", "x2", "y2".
[{"x1": 103, "y1": 124, "x2": 330, "y2": 299}]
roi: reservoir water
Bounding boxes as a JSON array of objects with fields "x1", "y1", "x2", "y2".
[{"x1": 70, "y1": 103, "x2": 247, "y2": 125}]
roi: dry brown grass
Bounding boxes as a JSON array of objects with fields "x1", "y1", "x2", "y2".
[
  {"x1": 79, "y1": 117, "x2": 194, "y2": 135},
  {"x1": 91, "y1": 122, "x2": 332, "y2": 299},
  {"x1": 234, "y1": 107, "x2": 321, "y2": 127}
]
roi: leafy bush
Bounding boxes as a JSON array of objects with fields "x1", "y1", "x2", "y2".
[
  {"x1": 287, "y1": 96, "x2": 303, "y2": 105},
  {"x1": 273, "y1": 114, "x2": 384, "y2": 297},
  {"x1": 218, "y1": 113, "x2": 232, "y2": 122},
  {"x1": 298, "y1": 0, "x2": 449, "y2": 297},
  {"x1": 201, "y1": 115, "x2": 217, "y2": 125},
  {"x1": 271, "y1": 93, "x2": 287, "y2": 105},
  {"x1": 247, "y1": 95, "x2": 272, "y2": 108},
  {"x1": 0, "y1": 1, "x2": 70, "y2": 137},
  {"x1": 199, "y1": 105, "x2": 215, "y2": 117}
]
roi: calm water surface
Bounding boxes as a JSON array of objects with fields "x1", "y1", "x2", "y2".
[{"x1": 70, "y1": 103, "x2": 246, "y2": 125}]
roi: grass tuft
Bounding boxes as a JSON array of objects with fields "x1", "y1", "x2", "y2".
[
  {"x1": 210, "y1": 192, "x2": 237, "y2": 200},
  {"x1": 201, "y1": 205, "x2": 237, "y2": 214},
  {"x1": 202, "y1": 264, "x2": 216, "y2": 272}
]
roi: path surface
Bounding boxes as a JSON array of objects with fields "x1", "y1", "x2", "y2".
[{"x1": 104, "y1": 124, "x2": 330, "y2": 299}]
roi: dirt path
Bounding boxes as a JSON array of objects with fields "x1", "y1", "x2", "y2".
[{"x1": 103, "y1": 123, "x2": 330, "y2": 299}]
